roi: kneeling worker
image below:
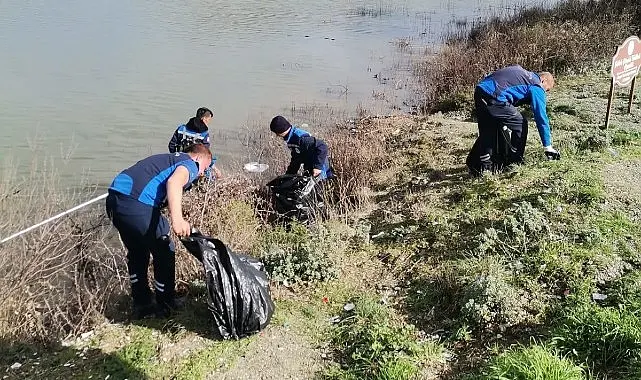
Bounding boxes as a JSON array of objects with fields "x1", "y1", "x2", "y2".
[
  {"x1": 467, "y1": 65, "x2": 560, "y2": 175},
  {"x1": 269, "y1": 115, "x2": 334, "y2": 179},
  {"x1": 106, "y1": 144, "x2": 212, "y2": 318}
]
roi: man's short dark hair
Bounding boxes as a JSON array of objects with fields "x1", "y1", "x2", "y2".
[{"x1": 196, "y1": 107, "x2": 213, "y2": 119}]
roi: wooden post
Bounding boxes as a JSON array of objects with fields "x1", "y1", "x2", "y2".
[
  {"x1": 605, "y1": 77, "x2": 615, "y2": 130},
  {"x1": 628, "y1": 76, "x2": 637, "y2": 114}
]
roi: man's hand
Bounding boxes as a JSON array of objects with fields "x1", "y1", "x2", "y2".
[
  {"x1": 544, "y1": 146, "x2": 561, "y2": 160},
  {"x1": 312, "y1": 168, "x2": 322, "y2": 177},
  {"x1": 213, "y1": 166, "x2": 223, "y2": 179},
  {"x1": 172, "y1": 217, "x2": 191, "y2": 237}
]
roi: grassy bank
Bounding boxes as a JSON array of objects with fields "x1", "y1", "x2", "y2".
[{"x1": 3, "y1": 0, "x2": 641, "y2": 379}]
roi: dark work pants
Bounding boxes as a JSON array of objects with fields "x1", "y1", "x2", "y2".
[
  {"x1": 474, "y1": 87, "x2": 528, "y2": 165},
  {"x1": 106, "y1": 191, "x2": 176, "y2": 307}
]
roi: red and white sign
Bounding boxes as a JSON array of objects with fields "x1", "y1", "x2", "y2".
[{"x1": 612, "y1": 36, "x2": 641, "y2": 87}]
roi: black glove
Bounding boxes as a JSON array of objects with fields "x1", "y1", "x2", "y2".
[{"x1": 544, "y1": 146, "x2": 561, "y2": 161}]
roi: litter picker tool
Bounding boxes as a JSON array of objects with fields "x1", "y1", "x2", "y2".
[{"x1": 0, "y1": 192, "x2": 108, "y2": 245}]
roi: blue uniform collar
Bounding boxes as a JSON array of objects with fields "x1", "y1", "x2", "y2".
[{"x1": 284, "y1": 125, "x2": 297, "y2": 143}]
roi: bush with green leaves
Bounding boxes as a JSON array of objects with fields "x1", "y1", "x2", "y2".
[
  {"x1": 553, "y1": 304, "x2": 641, "y2": 375},
  {"x1": 461, "y1": 273, "x2": 530, "y2": 330},
  {"x1": 257, "y1": 223, "x2": 338, "y2": 285},
  {"x1": 325, "y1": 296, "x2": 443, "y2": 380},
  {"x1": 477, "y1": 201, "x2": 548, "y2": 257},
  {"x1": 479, "y1": 345, "x2": 586, "y2": 380}
]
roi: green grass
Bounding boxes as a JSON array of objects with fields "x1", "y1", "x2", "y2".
[
  {"x1": 324, "y1": 296, "x2": 444, "y2": 380},
  {"x1": 478, "y1": 345, "x2": 586, "y2": 380},
  {"x1": 553, "y1": 304, "x2": 641, "y2": 377}
]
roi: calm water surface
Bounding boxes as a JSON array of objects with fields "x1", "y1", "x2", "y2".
[{"x1": 0, "y1": 0, "x2": 536, "y2": 185}]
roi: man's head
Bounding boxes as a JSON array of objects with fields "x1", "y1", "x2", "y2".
[
  {"x1": 269, "y1": 115, "x2": 292, "y2": 137},
  {"x1": 196, "y1": 107, "x2": 214, "y2": 126},
  {"x1": 539, "y1": 72, "x2": 555, "y2": 92},
  {"x1": 184, "y1": 143, "x2": 213, "y2": 176}
]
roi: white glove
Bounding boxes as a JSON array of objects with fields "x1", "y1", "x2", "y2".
[{"x1": 544, "y1": 146, "x2": 560, "y2": 160}]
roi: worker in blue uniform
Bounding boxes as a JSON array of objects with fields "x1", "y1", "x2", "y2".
[
  {"x1": 269, "y1": 115, "x2": 334, "y2": 179},
  {"x1": 168, "y1": 107, "x2": 221, "y2": 179},
  {"x1": 168, "y1": 107, "x2": 212, "y2": 153},
  {"x1": 106, "y1": 144, "x2": 212, "y2": 318},
  {"x1": 467, "y1": 65, "x2": 560, "y2": 176}
]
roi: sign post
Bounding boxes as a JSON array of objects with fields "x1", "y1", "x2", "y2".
[{"x1": 606, "y1": 36, "x2": 641, "y2": 129}]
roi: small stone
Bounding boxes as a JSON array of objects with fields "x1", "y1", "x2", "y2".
[
  {"x1": 592, "y1": 293, "x2": 608, "y2": 301},
  {"x1": 343, "y1": 303, "x2": 355, "y2": 312},
  {"x1": 9, "y1": 362, "x2": 22, "y2": 370}
]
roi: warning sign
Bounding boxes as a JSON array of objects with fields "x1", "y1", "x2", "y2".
[{"x1": 611, "y1": 36, "x2": 641, "y2": 87}]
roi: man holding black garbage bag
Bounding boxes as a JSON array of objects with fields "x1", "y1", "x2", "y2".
[
  {"x1": 269, "y1": 115, "x2": 334, "y2": 180},
  {"x1": 466, "y1": 65, "x2": 561, "y2": 176},
  {"x1": 106, "y1": 144, "x2": 212, "y2": 319},
  {"x1": 268, "y1": 115, "x2": 335, "y2": 221}
]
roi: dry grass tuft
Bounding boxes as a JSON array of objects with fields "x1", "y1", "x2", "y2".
[
  {"x1": 0, "y1": 161, "x2": 126, "y2": 342},
  {"x1": 417, "y1": 0, "x2": 640, "y2": 113}
]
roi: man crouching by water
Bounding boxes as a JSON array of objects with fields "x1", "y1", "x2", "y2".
[
  {"x1": 269, "y1": 115, "x2": 334, "y2": 180},
  {"x1": 106, "y1": 144, "x2": 212, "y2": 319}
]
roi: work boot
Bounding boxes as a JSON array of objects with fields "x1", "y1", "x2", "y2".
[
  {"x1": 132, "y1": 302, "x2": 156, "y2": 320},
  {"x1": 155, "y1": 296, "x2": 187, "y2": 318}
]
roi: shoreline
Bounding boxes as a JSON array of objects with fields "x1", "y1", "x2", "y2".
[{"x1": 3, "y1": 0, "x2": 641, "y2": 378}]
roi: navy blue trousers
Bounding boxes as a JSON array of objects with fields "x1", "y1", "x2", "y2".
[
  {"x1": 106, "y1": 191, "x2": 176, "y2": 306},
  {"x1": 474, "y1": 87, "x2": 528, "y2": 165}
]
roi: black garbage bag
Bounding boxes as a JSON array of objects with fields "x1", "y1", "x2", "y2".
[
  {"x1": 265, "y1": 174, "x2": 324, "y2": 223},
  {"x1": 180, "y1": 232, "x2": 275, "y2": 340}
]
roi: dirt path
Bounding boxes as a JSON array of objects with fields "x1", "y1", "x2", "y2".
[{"x1": 212, "y1": 326, "x2": 323, "y2": 380}]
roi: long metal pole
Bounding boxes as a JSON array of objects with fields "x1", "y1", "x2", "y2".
[{"x1": 0, "y1": 193, "x2": 108, "y2": 244}]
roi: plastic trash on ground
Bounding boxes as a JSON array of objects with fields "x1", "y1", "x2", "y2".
[
  {"x1": 244, "y1": 162, "x2": 269, "y2": 173},
  {"x1": 181, "y1": 231, "x2": 275, "y2": 339}
]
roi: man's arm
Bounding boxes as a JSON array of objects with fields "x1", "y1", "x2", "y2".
[
  {"x1": 286, "y1": 149, "x2": 302, "y2": 175},
  {"x1": 166, "y1": 166, "x2": 191, "y2": 236},
  {"x1": 168, "y1": 129, "x2": 181, "y2": 153},
  {"x1": 530, "y1": 86, "x2": 552, "y2": 147},
  {"x1": 300, "y1": 136, "x2": 328, "y2": 177}
]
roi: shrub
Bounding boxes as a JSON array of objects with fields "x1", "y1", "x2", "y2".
[
  {"x1": 256, "y1": 223, "x2": 338, "y2": 285},
  {"x1": 416, "y1": 0, "x2": 638, "y2": 113},
  {"x1": 461, "y1": 273, "x2": 530, "y2": 330},
  {"x1": 0, "y1": 162, "x2": 126, "y2": 342},
  {"x1": 477, "y1": 202, "x2": 548, "y2": 257},
  {"x1": 325, "y1": 296, "x2": 443, "y2": 380},
  {"x1": 553, "y1": 304, "x2": 641, "y2": 374},
  {"x1": 318, "y1": 119, "x2": 389, "y2": 214},
  {"x1": 480, "y1": 345, "x2": 586, "y2": 380}
]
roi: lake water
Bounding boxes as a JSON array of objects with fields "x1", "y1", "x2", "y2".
[{"x1": 0, "y1": 0, "x2": 536, "y2": 186}]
